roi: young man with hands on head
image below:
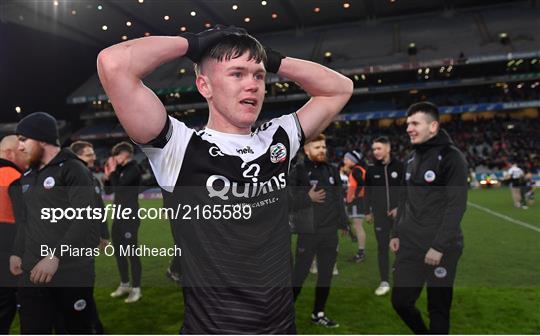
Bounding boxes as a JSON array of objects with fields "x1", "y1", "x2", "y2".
[{"x1": 97, "y1": 25, "x2": 353, "y2": 333}]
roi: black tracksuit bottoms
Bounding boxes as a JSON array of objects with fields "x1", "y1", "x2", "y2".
[
  {"x1": 18, "y1": 285, "x2": 95, "y2": 334},
  {"x1": 292, "y1": 232, "x2": 338, "y2": 314},
  {"x1": 373, "y1": 214, "x2": 393, "y2": 283},
  {"x1": 111, "y1": 219, "x2": 142, "y2": 287},
  {"x1": 391, "y1": 245, "x2": 462, "y2": 334}
]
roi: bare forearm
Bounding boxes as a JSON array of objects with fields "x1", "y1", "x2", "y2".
[
  {"x1": 277, "y1": 57, "x2": 353, "y2": 139},
  {"x1": 98, "y1": 36, "x2": 188, "y2": 79},
  {"x1": 96, "y1": 36, "x2": 187, "y2": 143},
  {"x1": 277, "y1": 57, "x2": 353, "y2": 99}
]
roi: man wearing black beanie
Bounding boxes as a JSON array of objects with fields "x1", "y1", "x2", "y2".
[{"x1": 9, "y1": 112, "x2": 100, "y2": 334}]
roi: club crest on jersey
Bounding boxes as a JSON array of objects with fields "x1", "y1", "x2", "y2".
[
  {"x1": 391, "y1": 171, "x2": 398, "y2": 179},
  {"x1": 329, "y1": 176, "x2": 335, "y2": 185},
  {"x1": 434, "y1": 266, "x2": 447, "y2": 278},
  {"x1": 43, "y1": 177, "x2": 55, "y2": 189},
  {"x1": 405, "y1": 173, "x2": 411, "y2": 181},
  {"x1": 22, "y1": 184, "x2": 30, "y2": 193},
  {"x1": 270, "y1": 143, "x2": 287, "y2": 163},
  {"x1": 95, "y1": 186, "x2": 101, "y2": 194},
  {"x1": 424, "y1": 170, "x2": 436, "y2": 183}
]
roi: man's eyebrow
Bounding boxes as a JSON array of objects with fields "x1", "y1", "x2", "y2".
[
  {"x1": 226, "y1": 66, "x2": 266, "y2": 74},
  {"x1": 226, "y1": 66, "x2": 247, "y2": 71}
]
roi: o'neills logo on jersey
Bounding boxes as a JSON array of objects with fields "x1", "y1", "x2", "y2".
[
  {"x1": 270, "y1": 143, "x2": 287, "y2": 163},
  {"x1": 206, "y1": 173, "x2": 287, "y2": 200},
  {"x1": 236, "y1": 146, "x2": 254, "y2": 155}
]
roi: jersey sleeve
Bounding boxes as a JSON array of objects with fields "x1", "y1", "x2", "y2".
[
  {"x1": 272, "y1": 113, "x2": 305, "y2": 164},
  {"x1": 135, "y1": 116, "x2": 194, "y2": 192}
]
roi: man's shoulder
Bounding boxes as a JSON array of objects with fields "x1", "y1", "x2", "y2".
[
  {"x1": 62, "y1": 157, "x2": 90, "y2": 172},
  {"x1": 441, "y1": 145, "x2": 466, "y2": 163}
]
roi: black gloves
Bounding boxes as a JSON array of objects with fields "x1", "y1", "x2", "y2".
[
  {"x1": 181, "y1": 25, "x2": 247, "y2": 62},
  {"x1": 181, "y1": 25, "x2": 286, "y2": 73},
  {"x1": 264, "y1": 47, "x2": 285, "y2": 73}
]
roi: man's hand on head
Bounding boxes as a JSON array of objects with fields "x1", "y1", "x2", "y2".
[{"x1": 181, "y1": 25, "x2": 247, "y2": 62}]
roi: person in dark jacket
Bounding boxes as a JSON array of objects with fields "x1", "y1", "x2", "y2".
[
  {"x1": 364, "y1": 136, "x2": 404, "y2": 296},
  {"x1": 0, "y1": 135, "x2": 26, "y2": 334},
  {"x1": 70, "y1": 140, "x2": 108, "y2": 334},
  {"x1": 390, "y1": 102, "x2": 468, "y2": 334},
  {"x1": 103, "y1": 141, "x2": 143, "y2": 303},
  {"x1": 9, "y1": 112, "x2": 100, "y2": 334},
  {"x1": 290, "y1": 134, "x2": 348, "y2": 328}
]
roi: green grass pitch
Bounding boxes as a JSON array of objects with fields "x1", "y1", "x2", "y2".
[{"x1": 11, "y1": 187, "x2": 540, "y2": 334}]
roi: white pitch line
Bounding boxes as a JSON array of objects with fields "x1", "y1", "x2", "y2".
[{"x1": 468, "y1": 202, "x2": 540, "y2": 233}]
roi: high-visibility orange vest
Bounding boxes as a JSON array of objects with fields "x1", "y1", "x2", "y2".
[
  {"x1": 346, "y1": 164, "x2": 366, "y2": 203},
  {"x1": 0, "y1": 166, "x2": 21, "y2": 224}
]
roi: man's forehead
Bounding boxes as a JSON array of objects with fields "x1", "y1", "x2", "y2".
[
  {"x1": 406, "y1": 112, "x2": 428, "y2": 123},
  {"x1": 309, "y1": 140, "x2": 326, "y2": 147},
  {"x1": 210, "y1": 54, "x2": 265, "y2": 71}
]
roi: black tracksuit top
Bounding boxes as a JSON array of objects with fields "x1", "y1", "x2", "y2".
[
  {"x1": 364, "y1": 157, "x2": 404, "y2": 216},
  {"x1": 104, "y1": 160, "x2": 142, "y2": 218},
  {"x1": 13, "y1": 148, "x2": 99, "y2": 272},
  {"x1": 395, "y1": 129, "x2": 468, "y2": 253},
  {"x1": 290, "y1": 157, "x2": 348, "y2": 233}
]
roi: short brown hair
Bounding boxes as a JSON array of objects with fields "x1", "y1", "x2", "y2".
[
  {"x1": 194, "y1": 34, "x2": 267, "y2": 76},
  {"x1": 111, "y1": 141, "x2": 134, "y2": 156},
  {"x1": 70, "y1": 141, "x2": 93, "y2": 155},
  {"x1": 306, "y1": 134, "x2": 326, "y2": 145}
]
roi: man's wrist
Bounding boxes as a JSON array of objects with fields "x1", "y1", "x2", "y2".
[{"x1": 264, "y1": 48, "x2": 285, "y2": 73}]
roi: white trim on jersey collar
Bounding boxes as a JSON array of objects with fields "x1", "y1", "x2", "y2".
[{"x1": 203, "y1": 127, "x2": 253, "y2": 139}]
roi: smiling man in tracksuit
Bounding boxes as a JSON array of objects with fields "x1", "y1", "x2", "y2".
[
  {"x1": 364, "y1": 136, "x2": 404, "y2": 297},
  {"x1": 390, "y1": 102, "x2": 468, "y2": 334}
]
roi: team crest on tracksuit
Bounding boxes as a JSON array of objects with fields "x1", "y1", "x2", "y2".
[
  {"x1": 434, "y1": 267, "x2": 447, "y2": 278},
  {"x1": 424, "y1": 170, "x2": 436, "y2": 183},
  {"x1": 43, "y1": 176, "x2": 55, "y2": 189},
  {"x1": 73, "y1": 299, "x2": 87, "y2": 311}
]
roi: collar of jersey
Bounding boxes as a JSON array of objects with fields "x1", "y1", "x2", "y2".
[{"x1": 203, "y1": 127, "x2": 253, "y2": 139}]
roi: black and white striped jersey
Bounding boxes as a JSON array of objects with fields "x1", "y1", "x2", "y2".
[{"x1": 139, "y1": 113, "x2": 304, "y2": 334}]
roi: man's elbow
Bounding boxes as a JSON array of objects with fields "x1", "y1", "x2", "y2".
[
  {"x1": 97, "y1": 47, "x2": 128, "y2": 82},
  {"x1": 342, "y1": 76, "x2": 354, "y2": 97}
]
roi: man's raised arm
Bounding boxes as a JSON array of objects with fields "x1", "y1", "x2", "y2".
[
  {"x1": 97, "y1": 36, "x2": 187, "y2": 144},
  {"x1": 97, "y1": 25, "x2": 246, "y2": 144},
  {"x1": 275, "y1": 57, "x2": 353, "y2": 141}
]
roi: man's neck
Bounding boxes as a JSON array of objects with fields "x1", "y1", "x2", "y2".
[
  {"x1": 206, "y1": 107, "x2": 252, "y2": 135},
  {"x1": 382, "y1": 155, "x2": 391, "y2": 165},
  {"x1": 39, "y1": 146, "x2": 61, "y2": 170}
]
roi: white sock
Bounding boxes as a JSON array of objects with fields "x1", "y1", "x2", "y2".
[
  {"x1": 120, "y1": 282, "x2": 130, "y2": 288},
  {"x1": 131, "y1": 287, "x2": 141, "y2": 294}
]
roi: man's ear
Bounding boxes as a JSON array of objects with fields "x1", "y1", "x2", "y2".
[
  {"x1": 430, "y1": 120, "x2": 439, "y2": 133},
  {"x1": 196, "y1": 75, "x2": 212, "y2": 99}
]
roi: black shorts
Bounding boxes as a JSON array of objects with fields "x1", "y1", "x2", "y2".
[{"x1": 347, "y1": 200, "x2": 365, "y2": 219}]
